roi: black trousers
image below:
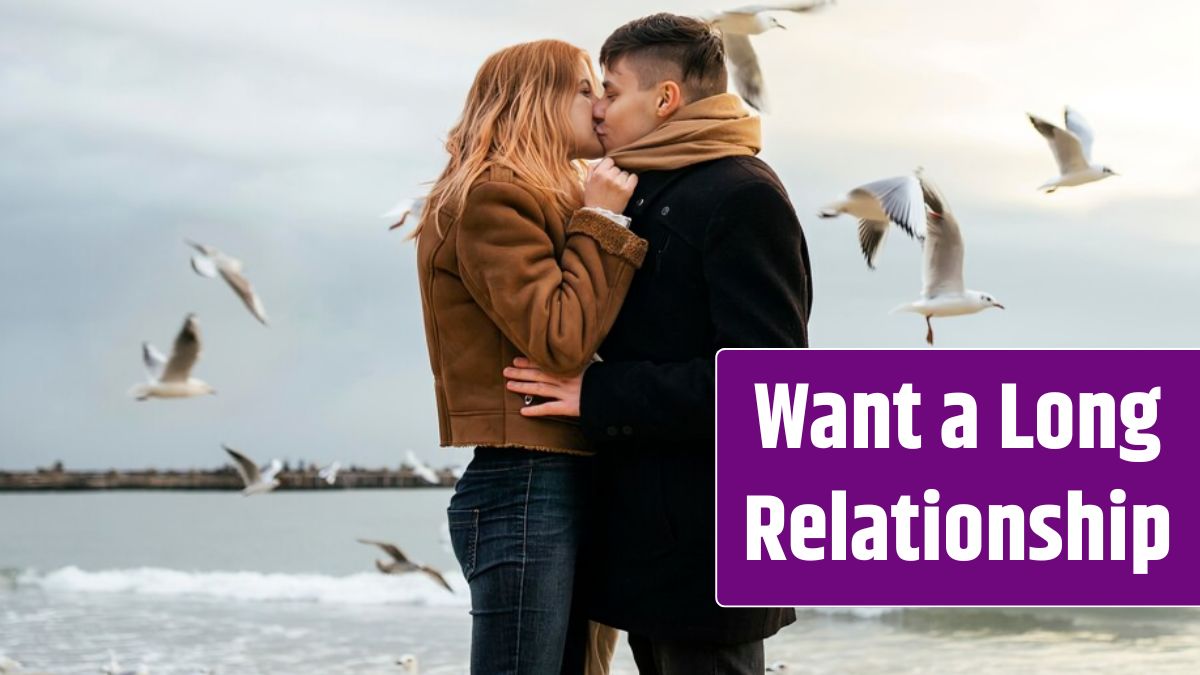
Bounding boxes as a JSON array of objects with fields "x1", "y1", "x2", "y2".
[{"x1": 627, "y1": 633, "x2": 765, "y2": 675}]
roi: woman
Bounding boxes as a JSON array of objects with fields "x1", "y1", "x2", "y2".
[{"x1": 413, "y1": 40, "x2": 647, "y2": 674}]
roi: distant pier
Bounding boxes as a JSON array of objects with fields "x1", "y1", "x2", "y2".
[{"x1": 0, "y1": 462, "x2": 457, "y2": 491}]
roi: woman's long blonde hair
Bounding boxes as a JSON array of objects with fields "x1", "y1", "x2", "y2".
[{"x1": 412, "y1": 40, "x2": 597, "y2": 239}]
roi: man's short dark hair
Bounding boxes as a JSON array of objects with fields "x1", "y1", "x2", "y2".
[{"x1": 599, "y1": 13, "x2": 728, "y2": 103}]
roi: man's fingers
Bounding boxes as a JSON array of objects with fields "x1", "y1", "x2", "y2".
[
  {"x1": 506, "y1": 380, "x2": 560, "y2": 398},
  {"x1": 503, "y1": 366, "x2": 556, "y2": 383},
  {"x1": 519, "y1": 400, "x2": 572, "y2": 417},
  {"x1": 512, "y1": 357, "x2": 533, "y2": 368}
]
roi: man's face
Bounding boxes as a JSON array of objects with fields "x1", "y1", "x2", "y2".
[{"x1": 593, "y1": 58, "x2": 669, "y2": 153}]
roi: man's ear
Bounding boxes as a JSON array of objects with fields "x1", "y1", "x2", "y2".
[{"x1": 655, "y1": 81, "x2": 684, "y2": 119}]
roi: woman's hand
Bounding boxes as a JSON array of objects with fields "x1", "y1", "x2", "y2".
[{"x1": 583, "y1": 158, "x2": 638, "y2": 214}]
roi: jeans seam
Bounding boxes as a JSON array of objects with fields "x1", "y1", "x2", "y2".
[{"x1": 515, "y1": 459, "x2": 533, "y2": 671}]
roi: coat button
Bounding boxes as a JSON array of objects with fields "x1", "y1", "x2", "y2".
[
  {"x1": 635, "y1": 198, "x2": 645, "y2": 207},
  {"x1": 622, "y1": 425, "x2": 633, "y2": 436},
  {"x1": 606, "y1": 426, "x2": 619, "y2": 436},
  {"x1": 660, "y1": 206, "x2": 670, "y2": 216}
]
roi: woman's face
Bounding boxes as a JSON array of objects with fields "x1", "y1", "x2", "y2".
[{"x1": 568, "y1": 59, "x2": 604, "y2": 160}]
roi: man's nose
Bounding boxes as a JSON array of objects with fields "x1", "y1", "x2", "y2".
[{"x1": 592, "y1": 98, "x2": 606, "y2": 121}]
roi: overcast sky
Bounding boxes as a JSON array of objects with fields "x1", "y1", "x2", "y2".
[{"x1": 1, "y1": 0, "x2": 1197, "y2": 471}]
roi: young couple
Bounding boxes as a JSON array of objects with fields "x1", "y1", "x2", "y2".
[{"x1": 415, "y1": 12, "x2": 812, "y2": 675}]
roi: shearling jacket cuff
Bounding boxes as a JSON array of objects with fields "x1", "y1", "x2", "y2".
[{"x1": 567, "y1": 209, "x2": 649, "y2": 268}]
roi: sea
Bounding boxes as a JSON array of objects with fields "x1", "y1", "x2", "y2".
[{"x1": 2, "y1": 491, "x2": 1198, "y2": 674}]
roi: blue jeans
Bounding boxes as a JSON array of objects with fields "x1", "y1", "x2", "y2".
[{"x1": 448, "y1": 446, "x2": 591, "y2": 675}]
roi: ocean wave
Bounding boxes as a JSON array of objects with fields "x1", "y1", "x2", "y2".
[
  {"x1": 809, "y1": 607, "x2": 900, "y2": 619},
  {"x1": 12, "y1": 565, "x2": 469, "y2": 607}
]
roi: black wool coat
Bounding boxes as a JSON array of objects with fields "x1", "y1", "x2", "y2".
[{"x1": 579, "y1": 155, "x2": 813, "y2": 644}]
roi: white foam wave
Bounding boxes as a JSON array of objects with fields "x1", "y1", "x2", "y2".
[
  {"x1": 18, "y1": 566, "x2": 469, "y2": 607},
  {"x1": 809, "y1": 607, "x2": 900, "y2": 620}
]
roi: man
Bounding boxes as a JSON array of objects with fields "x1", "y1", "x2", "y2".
[{"x1": 504, "y1": 13, "x2": 812, "y2": 674}]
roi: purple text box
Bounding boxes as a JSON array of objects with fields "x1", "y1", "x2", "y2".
[{"x1": 715, "y1": 349, "x2": 1199, "y2": 606}]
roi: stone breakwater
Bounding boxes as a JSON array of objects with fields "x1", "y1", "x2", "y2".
[{"x1": 0, "y1": 465, "x2": 456, "y2": 490}]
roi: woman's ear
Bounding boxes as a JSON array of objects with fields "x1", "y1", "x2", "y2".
[{"x1": 655, "y1": 81, "x2": 684, "y2": 118}]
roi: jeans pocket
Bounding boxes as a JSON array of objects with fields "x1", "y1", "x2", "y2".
[{"x1": 447, "y1": 507, "x2": 480, "y2": 581}]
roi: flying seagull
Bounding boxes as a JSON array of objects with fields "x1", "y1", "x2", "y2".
[
  {"x1": 405, "y1": 450, "x2": 440, "y2": 485},
  {"x1": 706, "y1": 1, "x2": 836, "y2": 111},
  {"x1": 819, "y1": 173, "x2": 926, "y2": 269},
  {"x1": 223, "y1": 444, "x2": 283, "y2": 496},
  {"x1": 186, "y1": 240, "x2": 269, "y2": 325},
  {"x1": 1027, "y1": 106, "x2": 1117, "y2": 192},
  {"x1": 129, "y1": 314, "x2": 216, "y2": 400},
  {"x1": 384, "y1": 196, "x2": 426, "y2": 231},
  {"x1": 892, "y1": 168, "x2": 1005, "y2": 345},
  {"x1": 357, "y1": 539, "x2": 454, "y2": 593},
  {"x1": 318, "y1": 461, "x2": 341, "y2": 486}
]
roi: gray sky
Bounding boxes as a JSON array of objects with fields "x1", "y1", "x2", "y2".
[{"x1": 1, "y1": 0, "x2": 1197, "y2": 471}]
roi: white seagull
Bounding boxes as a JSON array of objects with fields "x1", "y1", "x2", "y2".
[
  {"x1": 1027, "y1": 107, "x2": 1117, "y2": 193},
  {"x1": 405, "y1": 450, "x2": 439, "y2": 485},
  {"x1": 706, "y1": 1, "x2": 835, "y2": 111},
  {"x1": 892, "y1": 169, "x2": 1005, "y2": 345},
  {"x1": 384, "y1": 196, "x2": 426, "y2": 231},
  {"x1": 186, "y1": 240, "x2": 269, "y2": 325},
  {"x1": 395, "y1": 654, "x2": 419, "y2": 673},
  {"x1": 317, "y1": 461, "x2": 341, "y2": 485},
  {"x1": 819, "y1": 173, "x2": 926, "y2": 269},
  {"x1": 129, "y1": 314, "x2": 216, "y2": 401},
  {"x1": 223, "y1": 444, "x2": 283, "y2": 496},
  {"x1": 358, "y1": 539, "x2": 454, "y2": 593}
]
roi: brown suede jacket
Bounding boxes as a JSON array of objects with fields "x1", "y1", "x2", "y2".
[{"x1": 417, "y1": 166, "x2": 648, "y2": 455}]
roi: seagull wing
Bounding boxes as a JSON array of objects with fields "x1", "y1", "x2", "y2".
[
  {"x1": 142, "y1": 342, "x2": 168, "y2": 381},
  {"x1": 358, "y1": 538, "x2": 410, "y2": 563},
  {"x1": 386, "y1": 196, "x2": 427, "y2": 231},
  {"x1": 722, "y1": 33, "x2": 766, "y2": 111},
  {"x1": 915, "y1": 170, "x2": 965, "y2": 298},
  {"x1": 260, "y1": 459, "x2": 283, "y2": 481},
  {"x1": 223, "y1": 444, "x2": 261, "y2": 486},
  {"x1": 185, "y1": 239, "x2": 217, "y2": 258},
  {"x1": 1028, "y1": 113, "x2": 1088, "y2": 175},
  {"x1": 318, "y1": 461, "x2": 341, "y2": 482},
  {"x1": 1063, "y1": 106, "x2": 1096, "y2": 163},
  {"x1": 406, "y1": 450, "x2": 440, "y2": 484},
  {"x1": 731, "y1": 1, "x2": 834, "y2": 13},
  {"x1": 217, "y1": 267, "x2": 269, "y2": 325},
  {"x1": 380, "y1": 197, "x2": 415, "y2": 221},
  {"x1": 160, "y1": 314, "x2": 201, "y2": 383},
  {"x1": 856, "y1": 175, "x2": 926, "y2": 241},
  {"x1": 856, "y1": 219, "x2": 890, "y2": 270},
  {"x1": 419, "y1": 565, "x2": 455, "y2": 593},
  {"x1": 190, "y1": 254, "x2": 219, "y2": 279}
]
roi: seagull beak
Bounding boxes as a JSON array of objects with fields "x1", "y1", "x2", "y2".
[{"x1": 995, "y1": 303, "x2": 1006, "y2": 310}]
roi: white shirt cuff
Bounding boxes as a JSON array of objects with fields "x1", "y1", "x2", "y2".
[{"x1": 581, "y1": 206, "x2": 632, "y2": 229}]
